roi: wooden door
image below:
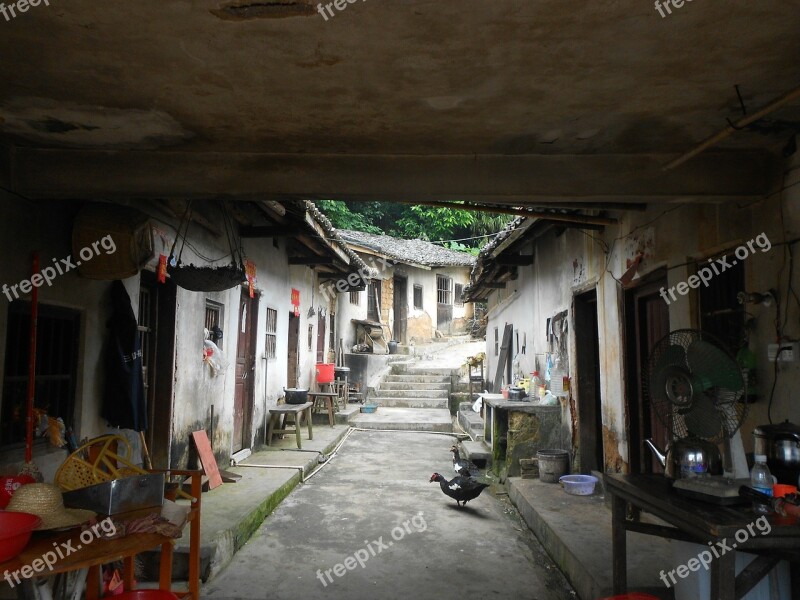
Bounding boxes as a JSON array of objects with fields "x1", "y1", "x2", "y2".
[
  {"x1": 316, "y1": 313, "x2": 326, "y2": 363},
  {"x1": 624, "y1": 275, "x2": 670, "y2": 474},
  {"x1": 393, "y1": 276, "x2": 408, "y2": 343},
  {"x1": 436, "y1": 275, "x2": 453, "y2": 334},
  {"x1": 138, "y1": 271, "x2": 176, "y2": 468},
  {"x1": 287, "y1": 312, "x2": 300, "y2": 388},
  {"x1": 233, "y1": 289, "x2": 258, "y2": 453}
]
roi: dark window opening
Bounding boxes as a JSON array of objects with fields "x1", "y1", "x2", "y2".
[
  {"x1": 349, "y1": 290, "x2": 360, "y2": 305},
  {"x1": 2, "y1": 303, "x2": 80, "y2": 446},
  {"x1": 697, "y1": 253, "x2": 746, "y2": 354},
  {"x1": 413, "y1": 285, "x2": 423, "y2": 310},
  {"x1": 494, "y1": 327, "x2": 499, "y2": 356},
  {"x1": 454, "y1": 283, "x2": 464, "y2": 306},
  {"x1": 265, "y1": 308, "x2": 278, "y2": 359},
  {"x1": 205, "y1": 301, "x2": 224, "y2": 349}
]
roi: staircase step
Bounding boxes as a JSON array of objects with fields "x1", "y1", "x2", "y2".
[
  {"x1": 460, "y1": 440, "x2": 491, "y2": 467},
  {"x1": 384, "y1": 374, "x2": 451, "y2": 384},
  {"x1": 406, "y1": 368, "x2": 457, "y2": 377},
  {"x1": 374, "y1": 397, "x2": 449, "y2": 409},
  {"x1": 373, "y1": 388, "x2": 449, "y2": 399},
  {"x1": 379, "y1": 381, "x2": 450, "y2": 390},
  {"x1": 350, "y1": 408, "x2": 453, "y2": 432}
]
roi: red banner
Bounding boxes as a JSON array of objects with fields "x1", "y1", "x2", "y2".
[
  {"x1": 245, "y1": 260, "x2": 257, "y2": 298},
  {"x1": 157, "y1": 255, "x2": 168, "y2": 283},
  {"x1": 291, "y1": 288, "x2": 300, "y2": 316}
]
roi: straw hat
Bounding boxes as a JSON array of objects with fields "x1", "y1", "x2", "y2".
[{"x1": 6, "y1": 483, "x2": 95, "y2": 530}]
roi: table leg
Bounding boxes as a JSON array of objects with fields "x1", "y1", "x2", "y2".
[
  {"x1": 295, "y1": 412, "x2": 303, "y2": 448},
  {"x1": 327, "y1": 398, "x2": 335, "y2": 427},
  {"x1": 306, "y1": 406, "x2": 314, "y2": 440},
  {"x1": 266, "y1": 413, "x2": 275, "y2": 445},
  {"x1": 159, "y1": 540, "x2": 174, "y2": 591},
  {"x1": 710, "y1": 548, "x2": 736, "y2": 600},
  {"x1": 611, "y1": 492, "x2": 627, "y2": 594},
  {"x1": 123, "y1": 556, "x2": 135, "y2": 591},
  {"x1": 86, "y1": 565, "x2": 101, "y2": 600}
]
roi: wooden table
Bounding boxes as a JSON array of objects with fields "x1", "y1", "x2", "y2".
[
  {"x1": 309, "y1": 391, "x2": 339, "y2": 427},
  {"x1": 605, "y1": 473, "x2": 800, "y2": 599},
  {"x1": 0, "y1": 470, "x2": 201, "y2": 600},
  {"x1": 267, "y1": 402, "x2": 313, "y2": 448}
]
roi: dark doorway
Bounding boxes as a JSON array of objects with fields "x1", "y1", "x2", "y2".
[
  {"x1": 624, "y1": 274, "x2": 670, "y2": 474},
  {"x1": 316, "y1": 313, "x2": 326, "y2": 363},
  {"x1": 138, "y1": 272, "x2": 177, "y2": 469},
  {"x1": 393, "y1": 276, "x2": 408, "y2": 344},
  {"x1": 574, "y1": 289, "x2": 603, "y2": 473},
  {"x1": 287, "y1": 312, "x2": 300, "y2": 388},
  {"x1": 233, "y1": 289, "x2": 258, "y2": 453},
  {"x1": 436, "y1": 275, "x2": 453, "y2": 334}
]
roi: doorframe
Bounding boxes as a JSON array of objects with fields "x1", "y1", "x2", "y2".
[
  {"x1": 623, "y1": 268, "x2": 670, "y2": 474},
  {"x1": 393, "y1": 275, "x2": 408, "y2": 344},
  {"x1": 138, "y1": 270, "x2": 177, "y2": 469},
  {"x1": 573, "y1": 288, "x2": 603, "y2": 474},
  {"x1": 234, "y1": 288, "x2": 259, "y2": 454}
]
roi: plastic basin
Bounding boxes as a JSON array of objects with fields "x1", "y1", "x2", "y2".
[
  {"x1": 0, "y1": 511, "x2": 42, "y2": 562},
  {"x1": 360, "y1": 404, "x2": 378, "y2": 414},
  {"x1": 559, "y1": 474, "x2": 599, "y2": 496},
  {"x1": 315, "y1": 363, "x2": 334, "y2": 384}
]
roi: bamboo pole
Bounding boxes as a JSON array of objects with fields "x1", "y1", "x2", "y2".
[{"x1": 664, "y1": 84, "x2": 800, "y2": 171}]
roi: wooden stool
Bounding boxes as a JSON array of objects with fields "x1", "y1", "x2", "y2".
[
  {"x1": 309, "y1": 391, "x2": 338, "y2": 427},
  {"x1": 266, "y1": 402, "x2": 313, "y2": 448}
]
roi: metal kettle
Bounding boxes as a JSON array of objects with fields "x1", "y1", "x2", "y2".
[{"x1": 644, "y1": 437, "x2": 723, "y2": 479}]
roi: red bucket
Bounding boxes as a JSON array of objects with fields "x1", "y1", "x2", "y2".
[
  {"x1": 315, "y1": 363, "x2": 334, "y2": 384},
  {"x1": 0, "y1": 475, "x2": 35, "y2": 509}
]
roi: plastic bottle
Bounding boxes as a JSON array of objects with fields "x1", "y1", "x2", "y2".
[
  {"x1": 750, "y1": 454, "x2": 773, "y2": 514},
  {"x1": 531, "y1": 371, "x2": 542, "y2": 402}
]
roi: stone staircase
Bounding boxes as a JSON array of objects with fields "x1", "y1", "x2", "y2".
[
  {"x1": 371, "y1": 372, "x2": 451, "y2": 409},
  {"x1": 350, "y1": 365, "x2": 455, "y2": 432}
]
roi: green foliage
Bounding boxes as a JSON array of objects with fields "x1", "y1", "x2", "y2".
[
  {"x1": 316, "y1": 199, "x2": 507, "y2": 253},
  {"x1": 316, "y1": 200, "x2": 384, "y2": 234}
]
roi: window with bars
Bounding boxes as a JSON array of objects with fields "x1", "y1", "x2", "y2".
[
  {"x1": 205, "y1": 301, "x2": 224, "y2": 349},
  {"x1": 265, "y1": 307, "x2": 278, "y2": 359},
  {"x1": 494, "y1": 327, "x2": 499, "y2": 356},
  {"x1": 2, "y1": 303, "x2": 80, "y2": 446},
  {"x1": 349, "y1": 290, "x2": 360, "y2": 305},
  {"x1": 413, "y1": 285, "x2": 423, "y2": 309},
  {"x1": 454, "y1": 283, "x2": 464, "y2": 306},
  {"x1": 436, "y1": 275, "x2": 452, "y2": 305},
  {"x1": 367, "y1": 280, "x2": 381, "y2": 321}
]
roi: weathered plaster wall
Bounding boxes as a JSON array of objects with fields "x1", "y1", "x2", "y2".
[{"x1": 482, "y1": 139, "x2": 800, "y2": 473}]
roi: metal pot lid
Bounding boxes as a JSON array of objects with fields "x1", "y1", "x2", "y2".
[
  {"x1": 285, "y1": 388, "x2": 309, "y2": 392},
  {"x1": 753, "y1": 420, "x2": 800, "y2": 440}
]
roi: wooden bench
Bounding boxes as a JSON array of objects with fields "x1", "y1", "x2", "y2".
[{"x1": 266, "y1": 402, "x2": 313, "y2": 449}]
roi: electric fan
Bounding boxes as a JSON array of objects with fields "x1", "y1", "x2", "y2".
[{"x1": 643, "y1": 329, "x2": 750, "y2": 503}]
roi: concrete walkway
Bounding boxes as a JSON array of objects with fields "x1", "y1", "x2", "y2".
[{"x1": 202, "y1": 430, "x2": 576, "y2": 600}]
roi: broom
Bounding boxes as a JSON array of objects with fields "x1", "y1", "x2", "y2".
[{"x1": 19, "y1": 251, "x2": 42, "y2": 482}]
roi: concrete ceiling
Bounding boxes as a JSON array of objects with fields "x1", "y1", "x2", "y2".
[{"x1": 1, "y1": 1, "x2": 799, "y2": 205}]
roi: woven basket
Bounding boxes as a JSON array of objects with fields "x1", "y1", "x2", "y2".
[
  {"x1": 167, "y1": 263, "x2": 245, "y2": 292},
  {"x1": 56, "y1": 435, "x2": 147, "y2": 491}
]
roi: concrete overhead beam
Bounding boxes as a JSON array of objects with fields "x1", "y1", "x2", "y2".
[{"x1": 7, "y1": 147, "x2": 776, "y2": 203}]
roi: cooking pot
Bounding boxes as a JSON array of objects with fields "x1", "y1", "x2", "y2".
[
  {"x1": 644, "y1": 437, "x2": 723, "y2": 480},
  {"x1": 508, "y1": 387, "x2": 527, "y2": 401},
  {"x1": 284, "y1": 388, "x2": 308, "y2": 405},
  {"x1": 754, "y1": 420, "x2": 800, "y2": 485}
]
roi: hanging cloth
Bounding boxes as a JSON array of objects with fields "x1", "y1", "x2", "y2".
[{"x1": 101, "y1": 281, "x2": 147, "y2": 431}]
